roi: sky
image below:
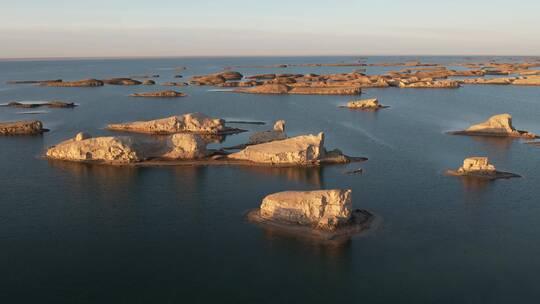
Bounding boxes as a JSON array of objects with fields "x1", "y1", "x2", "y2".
[{"x1": 1, "y1": 0, "x2": 539, "y2": 58}]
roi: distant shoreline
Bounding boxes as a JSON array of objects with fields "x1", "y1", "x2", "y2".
[{"x1": 1, "y1": 54, "x2": 539, "y2": 62}]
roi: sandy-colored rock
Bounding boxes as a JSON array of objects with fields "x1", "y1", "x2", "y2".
[
  {"x1": 512, "y1": 76, "x2": 540, "y2": 86},
  {"x1": 107, "y1": 113, "x2": 228, "y2": 134},
  {"x1": 229, "y1": 133, "x2": 325, "y2": 164},
  {"x1": 248, "y1": 120, "x2": 287, "y2": 145},
  {"x1": 161, "y1": 134, "x2": 207, "y2": 159},
  {"x1": 142, "y1": 80, "x2": 156, "y2": 85},
  {"x1": 457, "y1": 157, "x2": 496, "y2": 175},
  {"x1": 399, "y1": 80, "x2": 460, "y2": 88},
  {"x1": 0, "y1": 120, "x2": 46, "y2": 135},
  {"x1": 75, "y1": 132, "x2": 91, "y2": 141},
  {"x1": 46, "y1": 136, "x2": 142, "y2": 163},
  {"x1": 42, "y1": 79, "x2": 104, "y2": 87},
  {"x1": 189, "y1": 71, "x2": 243, "y2": 85},
  {"x1": 346, "y1": 98, "x2": 387, "y2": 109},
  {"x1": 259, "y1": 189, "x2": 352, "y2": 230},
  {"x1": 235, "y1": 84, "x2": 291, "y2": 94},
  {"x1": 462, "y1": 114, "x2": 536, "y2": 138},
  {"x1": 460, "y1": 77, "x2": 514, "y2": 85},
  {"x1": 129, "y1": 90, "x2": 186, "y2": 97}
]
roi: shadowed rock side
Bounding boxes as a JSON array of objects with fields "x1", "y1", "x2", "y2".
[
  {"x1": 0, "y1": 120, "x2": 47, "y2": 135},
  {"x1": 161, "y1": 82, "x2": 188, "y2": 86},
  {"x1": 2, "y1": 101, "x2": 76, "y2": 108},
  {"x1": 190, "y1": 71, "x2": 243, "y2": 85},
  {"x1": 46, "y1": 132, "x2": 208, "y2": 164},
  {"x1": 343, "y1": 98, "x2": 388, "y2": 110},
  {"x1": 234, "y1": 84, "x2": 361, "y2": 95},
  {"x1": 445, "y1": 157, "x2": 520, "y2": 180},
  {"x1": 107, "y1": 113, "x2": 243, "y2": 135},
  {"x1": 41, "y1": 79, "x2": 104, "y2": 87},
  {"x1": 129, "y1": 90, "x2": 186, "y2": 97},
  {"x1": 228, "y1": 132, "x2": 363, "y2": 165},
  {"x1": 246, "y1": 189, "x2": 373, "y2": 241},
  {"x1": 449, "y1": 114, "x2": 537, "y2": 138}
]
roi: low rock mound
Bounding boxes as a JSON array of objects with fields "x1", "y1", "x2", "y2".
[
  {"x1": 399, "y1": 80, "x2": 460, "y2": 88},
  {"x1": 513, "y1": 76, "x2": 540, "y2": 86},
  {"x1": 3, "y1": 101, "x2": 76, "y2": 108},
  {"x1": 234, "y1": 84, "x2": 361, "y2": 95},
  {"x1": 0, "y1": 120, "x2": 46, "y2": 135},
  {"x1": 346, "y1": 98, "x2": 387, "y2": 110},
  {"x1": 102, "y1": 78, "x2": 142, "y2": 85},
  {"x1": 107, "y1": 113, "x2": 232, "y2": 135},
  {"x1": 42, "y1": 79, "x2": 104, "y2": 87},
  {"x1": 129, "y1": 90, "x2": 186, "y2": 97}
]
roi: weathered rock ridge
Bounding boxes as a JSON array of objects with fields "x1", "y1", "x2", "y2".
[
  {"x1": 0, "y1": 120, "x2": 47, "y2": 135},
  {"x1": 450, "y1": 114, "x2": 537, "y2": 138},
  {"x1": 129, "y1": 90, "x2": 186, "y2": 97}
]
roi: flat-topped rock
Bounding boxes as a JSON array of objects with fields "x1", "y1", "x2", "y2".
[
  {"x1": 7, "y1": 79, "x2": 62, "y2": 84},
  {"x1": 102, "y1": 78, "x2": 142, "y2": 85},
  {"x1": 234, "y1": 84, "x2": 361, "y2": 95},
  {"x1": 161, "y1": 82, "x2": 188, "y2": 86},
  {"x1": 450, "y1": 114, "x2": 537, "y2": 138},
  {"x1": 3, "y1": 101, "x2": 76, "y2": 108},
  {"x1": 107, "y1": 113, "x2": 236, "y2": 135},
  {"x1": 129, "y1": 90, "x2": 186, "y2": 97},
  {"x1": 399, "y1": 80, "x2": 460, "y2": 88},
  {"x1": 345, "y1": 98, "x2": 388, "y2": 110},
  {"x1": 460, "y1": 77, "x2": 514, "y2": 85},
  {"x1": 512, "y1": 76, "x2": 540, "y2": 86},
  {"x1": 189, "y1": 71, "x2": 243, "y2": 85},
  {"x1": 247, "y1": 189, "x2": 373, "y2": 241},
  {"x1": 42, "y1": 79, "x2": 104, "y2": 87},
  {"x1": 445, "y1": 157, "x2": 520, "y2": 179},
  {"x1": 0, "y1": 120, "x2": 47, "y2": 135}
]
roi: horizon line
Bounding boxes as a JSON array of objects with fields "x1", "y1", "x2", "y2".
[{"x1": 1, "y1": 54, "x2": 539, "y2": 62}]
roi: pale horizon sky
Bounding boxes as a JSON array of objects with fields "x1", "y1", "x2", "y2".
[{"x1": 1, "y1": 0, "x2": 539, "y2": 58}]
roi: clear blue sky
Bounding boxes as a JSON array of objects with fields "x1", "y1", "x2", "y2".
[{"x1": 1, "y1": 0, "x2": 539, "y2": 58}]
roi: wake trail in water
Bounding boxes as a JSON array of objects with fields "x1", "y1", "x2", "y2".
[{"x1": 338, "y1": 121, "x2": 396, "y2": 150}]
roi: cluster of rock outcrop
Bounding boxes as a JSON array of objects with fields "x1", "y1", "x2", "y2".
[
  {"x1": 450, "y1": 114, "x2": 537, "y2": 138},
  {"x1": 0, "y1": 120, "x2": 47, "y2": 135}
]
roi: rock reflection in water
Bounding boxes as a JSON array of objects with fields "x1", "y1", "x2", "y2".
[{"x1": 238, "y1": 166, "x2": 323, "y2": 186}]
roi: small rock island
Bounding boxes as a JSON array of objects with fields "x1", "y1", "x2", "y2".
[
  {"x1": 129, "y1": 90, "x2": 186, "y2": 97},
  {"x1": 0, "y1": 120, "x2": 47, "y2": 135},
  {"x1": 449, "y1": 114, "x2": 537, "y2": 138},
  {"x1": 247, "y1": 189, "x2": 373, "y2": 241},
  {"x1": 343, "y1": 98, "x2": 388, "y2": 110},
  {"x1": 445, "y1": 157, "x2": 520, "y2": 180}
]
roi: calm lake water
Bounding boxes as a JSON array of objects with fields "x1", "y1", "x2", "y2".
[{"x1": 1, "y1": 56, "x2": 539, "y2": 303}]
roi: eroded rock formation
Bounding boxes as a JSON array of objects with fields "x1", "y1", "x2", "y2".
[
  {"x1": 129, "y1": 90, "x2": 186, "y2": 97},
  {"x1": 42, "y1": 79, "x2": 104, "y2": 87},
  {"x1": 0, "y1": 120, "x2": 46, "y2": 135},
  {"x1": 248, "y1": 120, "x2": 287, "y2": 145},
  {"x1": 445, "y1": 157, "x2": 520, "y2": 179},
  {"x1": 451, "y1": 114, "x2": 537, "y2": 138},
  {"x1": 102, "y1": 78, "x2": 142, "y2": 85},
  {"x1": 346, "y1": 98, "x2": 387, "y2": 110}
]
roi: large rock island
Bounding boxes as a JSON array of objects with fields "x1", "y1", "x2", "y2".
[
  {"x1": 247, "y1": 189, "x2": 373, "y2": 241},
  {"x1": 445, "y1": 157, "x2": 520, "y2": 180},
  {"x1": 449, "y1": 114, "x2": 537, "y2": 138}
]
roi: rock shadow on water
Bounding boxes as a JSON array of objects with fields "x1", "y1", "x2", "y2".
[{"x1": 238, "y1": 166, "x2": 324, "y2": 186}]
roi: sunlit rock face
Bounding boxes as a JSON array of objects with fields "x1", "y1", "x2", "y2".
[
  {"x1": 107, "y1": 113, "x2": 227, "y2": 134},
  {"x1": 247, "y1": 120, "x2": 287, "y2": 145},
  {"x1": 513, "y1": 76, "x2": 540, "y2": 86},
  {"x1": 260, "y1": 189, "x2": 353, "y2": 231},
  {"x1": 161, "y1": 134, "x2": 207, "y2": 159},
  {"x1": 0, "y1": 120, "x2": 45, "y2": 135},
  {"x1": 457, "y1": 157, "x2": 496, "y2": 175},
  {"x1": 46, "y1": 135, "x2": 141, "y2": 163},
  {"x1": 347, "y1": 98, "x2": 383, "y2": 109},
  {"x1": 466, "y1": 114, "x2": 518, "y2": 135},
  {"x1": 229, "y1": 133, "x2": 325, "y2": 165}
]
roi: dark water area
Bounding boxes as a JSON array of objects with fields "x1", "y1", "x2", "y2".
[{"x1": 1, "y1": 56, "x2": 540, "y2": 303}]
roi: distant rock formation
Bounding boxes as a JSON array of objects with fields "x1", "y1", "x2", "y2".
[
  {"x1": 445, "y1": 157, "x2": 520, "y2": 179},
  {"x1": 345, "y1": 98, "x2": 388, "y2": 110},
  {"x1": 450, "y1": 114, "x2": 537, "y2": 138},
  {"x1": 129, "y1": 90, "x2": 186, "y2": 97},
  {"x1": 460, "y1": 77, "x2": 514, "y2": 85},
  {"x1": 234, "y1": 84, "x2": 361, "y2": 95},
  {"x1": 398, "y1": 80, "x2": 460, "y2": 88},
  {"x1": 190, "y1": 71, "x2": 243, "y2": 85},
  {"x1": 0, "y1": 120, "x2": 47, "y2": 135},
  {"x1": 161, "y1": 82, "x2": 188, "y2": 86},
  {"x1": 6, "y1": 79, "x2": 62, "y2": 84},
  {"x1": 512, "y1": 76, "x2": 540, "y2": 86},
  {"x1": 248, "y1": 120, "x2": 287, "y2": 145},
  {"x1": 42, "y1": 79, "x2": 104, "y2": 87},
  {"x1": 107, "y1": 113, "x2": 239, "y2": 135},
  {"x1": 3, "y1": 101, "x2": 76, "y2": 108},
  {"x1": 142, "y1": 80, "x2": 156, "y2": 85},
  {"x1": 102, "y1": 78, "x2": 142, "y2": 85}
]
